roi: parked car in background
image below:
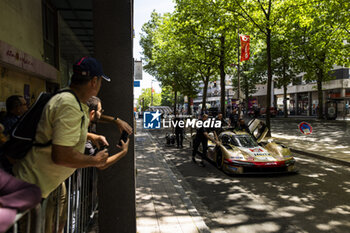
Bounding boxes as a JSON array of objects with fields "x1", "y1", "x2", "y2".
[{"x1": 260, "y1": 107, "x2": 277, "y2": 117}]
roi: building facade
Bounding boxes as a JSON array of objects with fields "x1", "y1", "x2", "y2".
[{"x1": 193, "y1": 67, "x2": 350, "y2": 119}]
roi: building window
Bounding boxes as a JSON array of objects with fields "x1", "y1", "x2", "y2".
[{"x1": 42, "y1": 0, "x2": 59, "y2": 68}]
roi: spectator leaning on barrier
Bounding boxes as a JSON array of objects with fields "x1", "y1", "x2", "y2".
[
  {"x1": 12, "y1": 57, "x2": 110, "y2": 199},
  {"x1": 0, "y1": 95, "x2": 28, "y2": 137},
  {"x1": 86, "y1": 96, "x2": 130, "y2": 169}
]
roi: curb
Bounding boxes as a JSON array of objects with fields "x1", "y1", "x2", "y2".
[
  {"x1": 273, "y1": 137, "x2": 350, "y2": 167},
  {"x1": 289, "y1": 148, "x2": 350, "y2": 167}
]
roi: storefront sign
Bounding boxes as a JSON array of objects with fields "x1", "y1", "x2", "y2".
[{"x1": 0, "y1": 40, "x2": 57, "y2": 80}]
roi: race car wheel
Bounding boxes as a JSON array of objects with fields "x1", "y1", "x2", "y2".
[{"x1": 216, "y1": 149, "x2": 223, "y2": 169}]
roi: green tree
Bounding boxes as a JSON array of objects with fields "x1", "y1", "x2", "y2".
[
  {"x1": 174, "y1": 0, "x2": 219, "y2": 114},
  {"x1": 161, "y1": 86, "x2": 175, "y2": 107},
  {"x1": 288, "y1": 0, "x2": 350, "y2": 119},
  {"x1": 231, "y1": 60, "x2": 264, "y2": 112},
  {"x1": 175, "y1": 0, "x2": 239, "y2": 116},
  {"x1": 141, "y1": 12, "x2": 200, "y2": 114},
  {"x1": 137, "y1": 88, "x2": 161, "y2": 111},
  {"x1": 270, "y1": 35, "x2": 298, "y2": 118},
  {"x1": 227, "y1": 0, "x2": 297, "y2": 135},
  {"x1": 231, "y1": 38, "x2": 266, "y2": 112}
]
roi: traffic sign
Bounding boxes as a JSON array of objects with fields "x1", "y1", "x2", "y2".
[{"x1": 134, "y1": 81, "x2": 140, "y2": 87}]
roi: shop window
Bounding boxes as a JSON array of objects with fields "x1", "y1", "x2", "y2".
[{"x1": 42, "y1": 0, "x2": 59, "y2": 68}]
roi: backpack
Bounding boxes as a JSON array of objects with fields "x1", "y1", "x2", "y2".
[{"x1": 0, "y1": 89, "x2": 84, "y2": 162}]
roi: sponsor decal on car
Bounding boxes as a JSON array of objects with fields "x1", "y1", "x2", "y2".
[
  {"x1": 230, "y1": 156, "x2": 245, "y2": 160},
  {"x1": 254, "y1": 153, "x2": 270, "y2": 156},
  {"x1": 254, "y1": 156, "x2": 275, "y2": 161},
  {"x1": 249, "y1": 148, "x2": 263, "y2": 152},
  {"x1": 243, "y1": 147, "x2": 270, "y2": 157}
]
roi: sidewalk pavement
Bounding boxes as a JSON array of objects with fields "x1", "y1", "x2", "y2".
[
  {"x1": 135, "y1": 120, "x2": 210, "y2": 233},
  {"x1": 268, "y1": 117, "x2": 350, "y2": 166}
]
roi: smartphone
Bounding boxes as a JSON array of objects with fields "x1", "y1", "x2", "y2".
[
  {"x1": 118, "y1": 130, "x2": 129, "y2": 146},
  {"x1": 99, "y1": 145, "x2": 109, "y2": 151}
]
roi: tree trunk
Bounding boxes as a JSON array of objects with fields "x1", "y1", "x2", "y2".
[
  {"x1": 282, "y1": 62, "x2": 288, "y2": 118},
  {"x1": 187, "y1": 97, "x2": 192, "y2": 115},
  {"x1": 317, "y1": 72, "x2": 324, "y2": 119},
  {"x1": 201, "y1": 75, "x2": 209, "y2": 115},
  {"x1": 266, "y1": 28, "x2": 272, "y2": 137},
  {"x1": 174, "y1": 90, "x2": 177, "y2": 116},
  {"x1": 283, "y1": 84, "x2": 288, "y2": 118},
  {"x1": 220, "y1": 36, "x2": 226, "y2": 117}
]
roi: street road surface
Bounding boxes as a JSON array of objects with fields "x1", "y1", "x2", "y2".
[{"x1": 147, "y1": 128, "x2": 350, "y2": 233}]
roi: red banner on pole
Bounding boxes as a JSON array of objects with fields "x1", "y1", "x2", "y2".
[{"x1": 240, "y1": 35, "x2": 250, "y2": 61}]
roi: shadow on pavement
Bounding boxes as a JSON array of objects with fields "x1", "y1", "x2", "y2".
[{"x1": 146, "y1": 124, "x2": 350, "y2": 233}]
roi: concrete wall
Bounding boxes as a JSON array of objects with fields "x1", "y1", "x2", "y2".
[
  {"x1": 0, "y1": 0, "x2": 55, "y2": 105},
  {"x1": 0, "y1": 0, "x2": 44, "y2": 60},
  {"x1": 0, "y1": 65, "x2": 46, "y2": 109}
]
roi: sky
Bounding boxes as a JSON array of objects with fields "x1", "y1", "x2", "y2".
[{"x1": 133, "y1": 0, "x2": 175, "y2": 101}]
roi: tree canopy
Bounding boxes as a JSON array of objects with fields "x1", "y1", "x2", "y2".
[{"x1": 140, "y1": 0, "x2": 350, "y2": 124}]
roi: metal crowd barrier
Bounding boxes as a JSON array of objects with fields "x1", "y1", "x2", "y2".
[
  {"x1": 5, "y1": 205, "x2": 41, "y2": 233},
  {"x1": 5, "y1": 167, "x2": 98, "y2": 233},
  {"x1": 65, "y1": 167, "x2": 98, "y2": 233}
]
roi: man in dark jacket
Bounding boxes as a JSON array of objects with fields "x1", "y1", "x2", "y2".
[
  {"x1": 236, "y1": 118, "x2": 250, "y2": 133},
  {"x1": 174, "y1": 116, "x2": 184, "y2": 148},
  {"x1": 192, "y1": 114, "x2": 219, "y2": 167}
]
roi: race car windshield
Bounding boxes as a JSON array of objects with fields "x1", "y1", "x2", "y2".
[{"x1": 231, "y1": 135, "x2": 259, "y2": 147}]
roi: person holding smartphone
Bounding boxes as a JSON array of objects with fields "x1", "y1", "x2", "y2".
[{"x1": 86, "y1": 96, "x2": 131, "y2": 169}]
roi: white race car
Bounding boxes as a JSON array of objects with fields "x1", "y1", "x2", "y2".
[{"x1": 205, "y1": 119, "x2": 297, "y2": 174}]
